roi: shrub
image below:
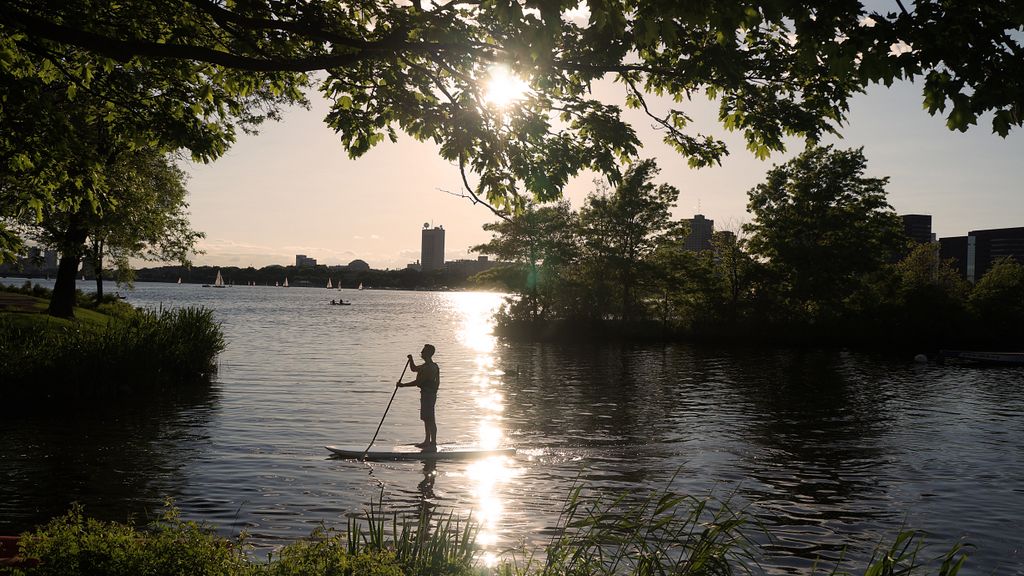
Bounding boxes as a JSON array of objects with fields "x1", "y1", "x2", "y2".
[{"x1": 0, "y1": 306, "x2": 225, "y2": 397}]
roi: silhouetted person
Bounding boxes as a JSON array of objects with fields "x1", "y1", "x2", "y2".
[{"x1": 397, "y1": 344, "x2": 440, "y2": 450}]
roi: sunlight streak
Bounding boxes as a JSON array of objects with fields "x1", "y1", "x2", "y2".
[{"x1": 443, "y1": 291, "x2": 519, "y2": 565}]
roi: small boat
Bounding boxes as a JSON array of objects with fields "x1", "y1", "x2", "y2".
[
  {"x1": 939, "y1": 350, "x2": 1024, "y2": 366},
  {"x1": 326, "y1": 278, "x2": 333, "y2": 289},
  {"x1": 283, "y1": 277, "x2": 289, "y2": 287},
  {"x1": 204, "y1": 270, "x2": 226, "y2": 288},
  {"x1": 357, "y1": 282, "x2": 364, "y2": 290},
  {"x1": 330, "y1": 299, "x2": 351, "y2": 306},
  {"x1": 177, "y1": 277, "x2": 181, "y2": 284},
  {"x1": 0, "y1": 535, "x2": 37, "y2": 569}
]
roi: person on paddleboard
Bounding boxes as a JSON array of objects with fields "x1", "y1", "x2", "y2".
[{"x1": 397, "y1": 344, "x2": 440, "y2": 451}]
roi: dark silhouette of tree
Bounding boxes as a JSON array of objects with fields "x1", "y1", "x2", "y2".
[
  {"x1": 578, "y1": 160, "x2": 680, "y2": 322},
  {"x1": 2, "y1": 0, "x2": 1020, "y2": 223},
  {"x1": 744, "y1": 146, "x2": 905, "y2": 321}
]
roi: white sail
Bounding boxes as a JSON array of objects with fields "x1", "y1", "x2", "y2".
[
  {"x1": 177, "y1": 277, "x2": 181, "y2": 284},
  {"x1": 214, "y1": 270, "x2": 225, "y2": 287},
  {"x1": 358, "y1": 282, "x2": 364, "y2": 290},
  {"x1": 283, "y1": 277, "x2": 289, "y2": 287},
  {"x1": 327, "y1": 278, "x2": 333, "y2": 289}
]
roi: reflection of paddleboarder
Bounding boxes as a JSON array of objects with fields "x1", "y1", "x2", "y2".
[{"x1": 397, "y1": 344, "x2": 440, "y2": 451}]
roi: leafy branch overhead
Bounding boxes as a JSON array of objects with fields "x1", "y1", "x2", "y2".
[{"x1": 2, "y1": 0, "x2": 1022, "y2": 213}]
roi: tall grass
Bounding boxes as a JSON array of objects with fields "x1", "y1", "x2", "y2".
[
  {"x1": 0, "y1": 306, "x2": 225, "y2": 396},
  {"x1": 498, "y1": 485, "x2": 756, "y2": 576},
  {"x1": 6, "y1": 491, "x2": 970, "y2": 576}
]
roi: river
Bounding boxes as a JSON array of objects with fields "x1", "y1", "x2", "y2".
[{"x1": 1, "y1": 279, "x2": 1022, "y2": 574}]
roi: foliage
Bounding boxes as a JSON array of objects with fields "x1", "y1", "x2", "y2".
[
  {"x1": 473, "y1": 201, "x2": 579, "y2": 321},
  {"x1": 13, "y1": 504, "x2": 250, "y2": 576},
  {"x1": 84, "y1": 151, "x2": 205, "y2": 291},
  {"x1": 2, "y1": 1, "x2": 1021, "y2": 217},
  {"x1": 0, "y1": 304, "x2": 225, "y2": 396},
  {"x1": 518, "y1": 486, "x2": 755, "y2": 576},
  {"x1": 967, "y1": 257, "x2": 1024, "y2": 346},
  {"x1": 12, "y1": 149, "x2": 205, "y2": 302},
  {"x1": 578, "y1": 160, "x2": 681, "y2": 322},
  {"x1": 5, "y1": 492, "x2": 972, "y2": 576},
  {"x1": 743, "y1": 146, "x2": 905, "y2": 322},
  {"x1": 0, "y1": 6, "x2": 305, "y2": 315}
]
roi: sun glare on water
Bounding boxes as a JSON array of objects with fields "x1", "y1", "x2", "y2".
[{"x1": 483, "y1": 65, "x2": 529, "y2": 108}]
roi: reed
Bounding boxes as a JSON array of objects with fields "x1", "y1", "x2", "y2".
[
  {"x1": 7, "y1": 492, "x2": 971, "y2": 576},
  {"x1": 0, "y1": 305, "x2": 225, "y2": 396}
]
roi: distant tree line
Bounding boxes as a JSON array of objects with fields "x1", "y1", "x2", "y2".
[
  {"x1": 135, "y1": 264, "x2": 504, "y2": 292},
  {"x1": 474, "y1": 147, "x2": 1024, "y2": 351}
]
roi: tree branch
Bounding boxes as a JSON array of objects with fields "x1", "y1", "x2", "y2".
[
  {"x1": 456, "y1": 156, "x2": 512, "y2": 222},
  {"x1": 0, "y1": 5, "x2": 472, "y2": 72}
]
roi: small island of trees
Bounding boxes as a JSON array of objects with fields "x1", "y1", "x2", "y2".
[{"x1": 474, "y1": 147, "x2": 1024, "y2": 351}]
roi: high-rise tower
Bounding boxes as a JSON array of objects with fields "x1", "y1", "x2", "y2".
[{"x1": 421, "y1": 224, "x2": 445, "y2": 272}]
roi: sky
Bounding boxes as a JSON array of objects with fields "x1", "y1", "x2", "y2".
[{"x1": 181, "y1": 76, "x2": 1024, "y2": 270}]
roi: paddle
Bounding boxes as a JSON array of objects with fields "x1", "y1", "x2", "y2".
[{"x1": 361, "y1": 358, "x2": 410, "y2": 460}]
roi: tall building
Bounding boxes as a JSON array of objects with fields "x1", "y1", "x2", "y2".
[
  {"x1": 901, "y1": 214, "x2": 933, "y2": 244},
  {"x1": 939, "y1": 236, "x2": 972, "y2": 279},
  {"x1": 683, "y1": 214, "x2": 714, "y2": 252},
  {"x1": 421, "y1": 224, "x2": 445, "y2": 272},
  {"x1": 295, "y1": 254, "x2": 317, "y2": 267},
  {"x1": 939, "y1": 227, "x2": 1024, "y2": 282},
  {"x1": 970, "y1": 227, "x2": 1024, "y2": 280}
]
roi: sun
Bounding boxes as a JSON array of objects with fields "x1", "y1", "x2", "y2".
[{"x1": 482, "y1": 65, "x2": 529, "y2": 108}]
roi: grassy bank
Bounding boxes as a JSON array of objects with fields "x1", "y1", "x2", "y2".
[
  {"x1": 0, "y1": 283, "x2": 225, "y2": 397},
  {"x1": 2, "y1": 490, "x2": 968, "y2": 576}
]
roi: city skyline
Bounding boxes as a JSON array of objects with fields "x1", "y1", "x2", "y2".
[{"x1": 180, "y1": 80, "x2": 1024, "y2": 270}]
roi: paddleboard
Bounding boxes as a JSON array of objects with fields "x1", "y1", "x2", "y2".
[{"x1": 325, "y1": 445, "x2": 516, "y2": 461}]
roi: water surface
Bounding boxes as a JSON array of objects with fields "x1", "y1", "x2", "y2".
[{"x1": 1, "y1": 280, "x2": 1022, "y2": 574}]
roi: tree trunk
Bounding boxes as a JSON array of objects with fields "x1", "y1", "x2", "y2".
[
  {"x1": 47, "y1": 219, "x2": 88, "y2": 318},
  {"x1": 92, "y1": 238, "x2": 104, "y2": 301}
]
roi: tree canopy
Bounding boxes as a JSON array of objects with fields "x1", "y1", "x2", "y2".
[
  {"x1": 744, "y1": 145, "x2": 905, "y2": 317},
  {"x1": 3, "y1": 0, "x2": 1021, "y2": 217}
]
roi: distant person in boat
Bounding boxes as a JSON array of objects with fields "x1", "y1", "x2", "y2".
[{"x1": 397, "y1": 344, "x2": 440, "y2": 450}]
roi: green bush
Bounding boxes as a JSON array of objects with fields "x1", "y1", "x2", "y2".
[
  {"x1": 0, "y1": 306, "x2": 225, "y2": 396},
  {"x1": 3, "y1": 493, "x2": 970, "y2": 576},
  {"x1": 13, "y1": 505, "x2": 250, "y2": 576}
]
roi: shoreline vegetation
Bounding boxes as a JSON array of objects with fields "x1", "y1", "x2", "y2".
[
  {"x1": 1, "y1": 490, "x2": 968, "y2": 576},
  {"x1": 468, "y1": 149, "x2": 1024, "y2": 353},
  {"x1": 0, "y1": 282, "x2": 224, "y2": 398}
]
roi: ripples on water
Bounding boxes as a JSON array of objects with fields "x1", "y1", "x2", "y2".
[{"x1": 1, "y1": 280, "x2": 1023, "y2": 574}]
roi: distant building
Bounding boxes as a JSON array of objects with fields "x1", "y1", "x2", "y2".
[
  {"x1": 970, "y1": 227, "x2": 1024, "y2": 280},
  {"x1": 0, "y1": 246, "x2": 60, "y2": 276},
  {"x1": 901, "y1": 214, "x2": 934, "y2": 244},
  {"x1": 348, "y1": 259, "x2": 370, "y2": 271},
  {"x1": 295, "y1": 254, "x2": 317, "y2": 267},
  {"x1": 939, "y1": 236, "x2": 972, "y2": 279},
  {"x1": 939, "y1": 227, "x2": 1024, "y2": 282},
  {"x1": 446, "y1": 256, "x2": 500, "y2": 276},
  {"x1": 683, "y1": 214, "x2": 714, "y2": 252},
  {"x1": 421, "y1": 224, "x2": 445, "y2": 272}
]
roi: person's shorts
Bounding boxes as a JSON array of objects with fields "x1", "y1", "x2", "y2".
[{"x1": 420, "y1": 394, "x2": 437, "y2": 421}]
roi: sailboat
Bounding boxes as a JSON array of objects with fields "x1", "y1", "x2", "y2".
[
  {"x1": 204, "y1": 269, "x2": 226, "y2": 288},
  {"x1": 177, "y1": 277, "x2": 182, "y2": 284},
  {"x1": 357, "y1": 282, "x2": 364, "y2": 290},
  {"x1": 326, "y1": 278, "x2": 333, "y2": 289},
  {"x1": 283, "y1": 277, "x2": 289, "y2": 287}
]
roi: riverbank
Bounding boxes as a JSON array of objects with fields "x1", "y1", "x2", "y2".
[
  {"x1": 0, "y1": 284, "x2": 225, "y2": 398},
  {"x1": 2, "y1": 493, "x2": 968, "y2": 576}
]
